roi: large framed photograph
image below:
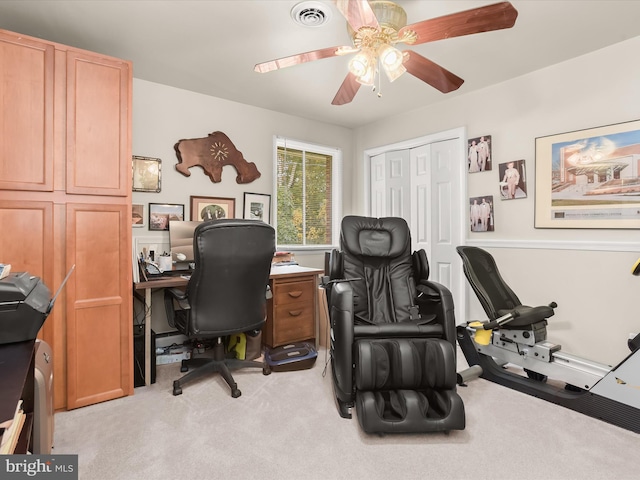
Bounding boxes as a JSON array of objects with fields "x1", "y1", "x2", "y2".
[
  {"x1": 149, "y1": 203, "x2": 184, "y2": 231},
  {"x1": 535, "y1": 119, "x2": 640, "y2": 229},
  {"x1": 190, "y1": 196, "x2": 235, "y2": 221},
  {"x1": 132, "y1": 156, "x2": 162, "y2": 192},
  {"x1": 243, "y1": 192, "x2": 271, "y2": 223}
]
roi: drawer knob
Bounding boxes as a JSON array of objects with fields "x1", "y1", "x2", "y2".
[
  {"x1": 288, "y1": 291, "x2": 303, "y2": 298},
  {"x1": 288, "y1": 310, "x2": 302, "y2": 316}
]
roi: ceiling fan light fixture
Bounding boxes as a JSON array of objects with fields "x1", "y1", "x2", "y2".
[
  {"x1": 382, "y1": 61, "x2": 406, "y2": 83},
  {"x1": 355, "y1": 65, "x2": 376, "y2": 86},
  {"x1": 378, "y1": 44, "x2": 402, "y2": 69},
  {"x1": 348, "y1": 50, "x2": 373, "y2": 77},
  {"x1": 379, "y1": 45, "x2": 406, "y2": 82}
]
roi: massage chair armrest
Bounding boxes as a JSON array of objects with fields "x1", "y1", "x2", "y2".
[
  {"x1": 330, "y1": 280, "x2": 356, "y2": 407},
  {"x1": 416, "y1": 279, "x2": 456, "y2": 347}
]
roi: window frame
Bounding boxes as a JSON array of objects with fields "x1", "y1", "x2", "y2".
[{"x1": 273, "y1": 136, "x2": 342, "y2": 251}]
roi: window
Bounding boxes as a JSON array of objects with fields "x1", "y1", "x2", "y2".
[{"x1": 274, "y1": 137, "x2": 342, "y2": 249}]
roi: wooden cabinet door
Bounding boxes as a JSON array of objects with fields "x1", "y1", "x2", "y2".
[
  {"x1": 0, "y1": 31, "x2": 54, "y2": 192},
  {"x1": 65, "y1": 51, "x2": 131, "y2": 196},
  {"x1": 65, "y1": 203, "x2": 132, "y2": 409},
  {"x1": 0, "y1": 199, "x2": 54, "y2": 277}
]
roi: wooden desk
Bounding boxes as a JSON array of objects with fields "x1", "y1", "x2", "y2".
[
  {"x1": 133, "y1": 265, "x2": 322, "y2": 385},
  {"x1": 265, "y1": 265, "x2": 324, "y2": 348},
  {"x1": 0, "y1": 340, "x2": 35, "y2": 454}
]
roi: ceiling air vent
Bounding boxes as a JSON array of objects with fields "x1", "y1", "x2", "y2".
[{"x1": 291, "y1": 1, "x2": 332, "y2": 27}]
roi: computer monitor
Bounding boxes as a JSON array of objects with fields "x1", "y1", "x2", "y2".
[{"x1": 168, "y1": 220, "x2": 200, "y2": 270}]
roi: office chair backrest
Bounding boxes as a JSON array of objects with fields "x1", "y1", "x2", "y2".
[
  {"x1": 187, "y1": 219, "x2": 275, "y2": 336},
  {"x1": 340, "y1": 216, "x2": 416, "y2": 324},
  {"x1": 456, "y1": 246, "x2": 521, "y2": 320}
]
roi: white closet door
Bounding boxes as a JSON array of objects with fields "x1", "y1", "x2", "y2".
[
  {"x1": 370, "y1": 153, "x2": 386, "y2": 218},
  {"x1": 385, "y1": 149, "x2": 411, "y2": 219},
  {"x1": 427, "y1": 138, "x2": 461, "y2": 294},
  {"x1": 409, "y1": 144, "x2": 431, "y2": 259}
]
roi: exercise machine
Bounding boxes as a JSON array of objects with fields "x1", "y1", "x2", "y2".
[{"x1": 456, "y1": 246, "x2": 640, "y2": 433}]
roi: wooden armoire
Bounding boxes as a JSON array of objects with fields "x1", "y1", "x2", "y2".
[{"x1": 0, "y1": 29, "x2": 133, "y2": 410}]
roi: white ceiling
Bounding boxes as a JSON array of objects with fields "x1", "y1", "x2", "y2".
[{"x1": 1, "y1": 1, "x2": 640, "y2": 129}]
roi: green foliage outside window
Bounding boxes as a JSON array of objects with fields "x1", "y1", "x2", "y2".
[{"x1": 277, "y1": 146, "x2": 332, "y2": 246}]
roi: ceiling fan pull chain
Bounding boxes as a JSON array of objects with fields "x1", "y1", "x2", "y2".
[{"x1": 377, "y1": 58, "x2": 382, "y2": 98}]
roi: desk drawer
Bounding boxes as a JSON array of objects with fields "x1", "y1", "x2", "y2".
[
  {"x1": 273, "y1": 279, "x2": 315, "y2": 306},
  {"x1": 273, "y1": 301, "x2": 315, "y2": 345}
]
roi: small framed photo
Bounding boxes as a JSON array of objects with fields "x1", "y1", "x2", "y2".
[
  {"x1": 499, "y1": 159, "x2": 527, "y2": 200},
  {"x1": 468, "y1": 135, "x2": 492, "y2": 173},
  {"x1": 132, "y1": 156, "x2": 162, "y2": 192},
  {"x1": 132, "y1": 204, "x2": 145, "y2": 228},
  {"x1": 190, "y1": 196, "x2": 235, "y2": 221},
  {"x1": 243, "y1": 192, "x2": 271, "y2": 223},
  {"x1": 469, "y1": 195, "x2": 494, "y2": 232},
  {"x1": 149, "y1": 203, "x2": 184, "y2": 231}
]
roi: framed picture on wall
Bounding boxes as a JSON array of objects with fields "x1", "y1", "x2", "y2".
[
  {"x1": 469, "y1": 195, "x2": 494, "y2": 232},
  {"x1": 467, "y1": 135, "x2": 492, "y2": 173},
  {"x1": 535, "y1": 119, "x2": 640, "y2": 229},
  {"x1": 132, "y1": 156, "x2": 162, "y2": 192},
  {"x1": 498, "y1": 160, "x2": 527, "y2": 200},
  {"x1": 190, "y1": 196, "x2": 235, "y2": 221},
  {"x1": 149, "y1": 203, "x2": 184, "y2": 231},
  {"x1": 243, "y1": 192, "x2": 271, "y2": 223},
  {"x1": 132, "y1": 204, "x2": 145, "y2": 227}
]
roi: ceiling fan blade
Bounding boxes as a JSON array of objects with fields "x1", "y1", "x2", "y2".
[
  {"x1": 335, "y1": 0, "x2": 379, "y2": 31},
  {"x1": 332, "y1": 72, "x2": 362, "y2": 105},
  {"x1": 403, "y1": 51, "x2": 464, "y2": 94},
  {"x1": 399, "y1": 1, "x2": 518, "y2": 45},
  {"x1": 254, "y1": 45, "x2": 350, "y2": 73}
]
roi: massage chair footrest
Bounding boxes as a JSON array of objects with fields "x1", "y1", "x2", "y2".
[
  {"x1": 354, "y1": 338, "x2": 465, "y2": 433},
  {"x1": 356, "y1": 389, "x2": 465, "y2": 433}
]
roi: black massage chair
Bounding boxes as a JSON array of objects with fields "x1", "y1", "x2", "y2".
[{"x1": 324, "y1": 216, "x2": 465, "y2": 433}]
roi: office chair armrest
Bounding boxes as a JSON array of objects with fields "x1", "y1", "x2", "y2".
[
  {"x1": 165, "y1": 287, "x2": 186, "y2": 300},
  {"x1": 165, "y1": 287, "x2": 190, "y2": 310}
]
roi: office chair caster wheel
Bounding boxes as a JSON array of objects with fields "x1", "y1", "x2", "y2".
[
  {"x1": 173, "y1": 381, "x2": 182, "y2": 396},
  {"x1": 263, "y1": 364, "x2": 271, "y2": 375},
  {"x1": 180, "y1": 360, "x2": 189, "y2": 373},
  {"x1": 231, "y1": 388, "x2": 241, "y2": 398}
]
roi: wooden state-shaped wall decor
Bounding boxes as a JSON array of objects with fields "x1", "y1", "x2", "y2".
[{"x1": 174, "y1": 131, "x2": 261, "y2": 184}]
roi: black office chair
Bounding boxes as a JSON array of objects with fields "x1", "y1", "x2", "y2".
[
  {"x1": 325, "y1": 216, "x2": 465, "y2": 433},
  {"x1": 164, "y1": 219, "x2": 275, "y2": 397}
]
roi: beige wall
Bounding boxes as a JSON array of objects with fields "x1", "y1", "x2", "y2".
[
  {"x1": 352, "y1": 36, "x2": 640, "y2": 365},
  {"x1": 132, "y1": 80, "x2": 353, "y2": 330}
]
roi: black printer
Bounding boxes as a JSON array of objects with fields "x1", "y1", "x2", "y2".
[{"x1": 0, "y1": 272, "x2": 53, "y2": 345}]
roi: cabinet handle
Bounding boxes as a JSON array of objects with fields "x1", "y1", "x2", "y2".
[
  {"x1": 288, "y1": 310, "x2": 302, "y2": 316},
  {"x1": 287, "y1": 291, "x2": 303, "y2": 298}
]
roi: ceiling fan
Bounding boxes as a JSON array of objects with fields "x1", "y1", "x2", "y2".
[{"x1": 254, "y1": 1, "x2": 518, "y2": 105}]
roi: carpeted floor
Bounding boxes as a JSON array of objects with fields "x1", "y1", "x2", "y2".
[{"x1": 52, "y1": 348, "x2": 640, "y2": 480}]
